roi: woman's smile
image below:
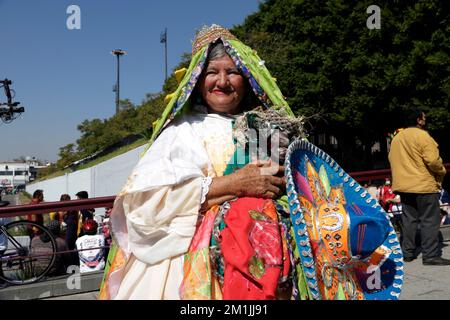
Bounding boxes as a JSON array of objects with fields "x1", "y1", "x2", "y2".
[{"x1": 199, "y1": 54, "x2": 246, "y2": 114}]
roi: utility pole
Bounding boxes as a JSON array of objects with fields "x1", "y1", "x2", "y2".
[
  {"x1": 160, "y1": 28, "x2": 168, "y2": 82},
  {"x1": 111, "y1": 49, "x2": 127, "y2": 114}
]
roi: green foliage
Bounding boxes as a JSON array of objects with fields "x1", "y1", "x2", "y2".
[
  {"x1": 57, "y1": 143, "x2": 78, "y2": 169},
  {"x1": 36, "y1": 163, "x2": 62, "y2": 180},
  {"x1": 232, "y1": 0, "x2": 450, "y2": 168},
  {"x1": 162, "y1": 53, "x2": 191, "y2": 93},
  {"x1": 75, "y1": 138, "x2": 149, "y2": 171},
  {"x1": 53, "y1": 0, "x2": 450, "y2": 174}
]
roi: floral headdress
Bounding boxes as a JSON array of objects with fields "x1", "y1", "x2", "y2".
[
  {"x1": 148, "y1": 24, "x2": 294, "y2": 148},
  {"x1": 192, "y1": 24, "x2": 237, "y2": 55}
]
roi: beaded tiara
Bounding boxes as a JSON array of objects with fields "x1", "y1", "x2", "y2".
[{"x1": 192, "y1": 24, "x2": 237, "y2": 55}]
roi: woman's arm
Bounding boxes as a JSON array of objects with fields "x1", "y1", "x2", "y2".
[{"x1": 201, "y1": 161, "x2": 285, "y2": 211}]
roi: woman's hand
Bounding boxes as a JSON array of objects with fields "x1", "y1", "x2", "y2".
[
  {"x1": 202, "y1": 160, "x2": 285, "y2": 211},
  {"x1": 230, "y1": 161, "x2": 285, "y2": 199}
]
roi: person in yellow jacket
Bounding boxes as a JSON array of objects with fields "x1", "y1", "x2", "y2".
[{"x1": 389, "y1": 109, "x2": 449, "y2": 265}]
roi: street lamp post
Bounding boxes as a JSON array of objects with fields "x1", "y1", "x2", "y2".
[
  {"x1": 111, "y1": 49, "x2": 127, "y2": 114},
  {"x1": 160, "y1": 28, "x2": 168, "y2": 82}
]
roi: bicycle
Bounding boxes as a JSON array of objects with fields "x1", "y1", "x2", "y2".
[{"x1": 0, "y1": 207, "x2": 56, "y2": 285}]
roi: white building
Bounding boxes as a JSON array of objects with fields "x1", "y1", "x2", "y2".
[
  {"x1": 0, "y1": 158, "x2": 43, "y2": 189},
  {"x1": 26, "y1": 144, "x2": 147, "y2": 202}
]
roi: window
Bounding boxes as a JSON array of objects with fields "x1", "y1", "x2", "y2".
[{"x1": 0, "y1": 171, "x2": 13, "y2": 175}]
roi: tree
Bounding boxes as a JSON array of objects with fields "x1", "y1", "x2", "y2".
[
  {"x1": 57, "y1": 143, "x2": 78, "y2": 169},
  {"x1": 52, "y1": 0, "x2": 450, "y2": 174},
  {"x1": 76, "y1": 119, "x2": 106, "y2": 157},
  {"x1": 232, "y1": 0, "x2": 450, "y2": 170}
]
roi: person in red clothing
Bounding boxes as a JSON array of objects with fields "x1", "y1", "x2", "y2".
[
  {"x1": 27, "y1": 189, "x2": 44, "y2": 235},
  {"x1": 379, "y1": 179, "x2": 396, "y2": 212}
]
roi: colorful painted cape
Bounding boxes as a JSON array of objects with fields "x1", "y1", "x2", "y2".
[{"x1": 285, "y1": 140, "x2": 404, "y2": 299}]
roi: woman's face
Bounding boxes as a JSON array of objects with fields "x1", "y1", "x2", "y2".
[{"x1": 199, "y1": 54, "x2": 246, "y2": 114}]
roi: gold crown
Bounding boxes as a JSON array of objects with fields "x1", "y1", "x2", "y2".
[{"x1": 192, "y1": 24, "x2": 237, "y2": 55}]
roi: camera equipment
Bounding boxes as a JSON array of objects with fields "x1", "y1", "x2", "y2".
[{"x1": 0, "y1": 79, "x2": 25, "y2": 123}]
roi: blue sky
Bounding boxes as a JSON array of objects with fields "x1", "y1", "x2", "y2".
[{"x1": 0, "y1": 0, "x2": 260, "y2": 162}]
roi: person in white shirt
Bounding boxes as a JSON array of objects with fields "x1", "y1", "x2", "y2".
[{"x1": 75, "y1": 219, "x2": 105, "y2": 273}]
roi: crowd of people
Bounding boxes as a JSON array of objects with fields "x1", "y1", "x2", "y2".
[{"x1": 26, "y1": 189, "x2": 111, "y2": 275}]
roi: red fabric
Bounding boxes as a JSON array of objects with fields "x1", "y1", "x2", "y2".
[
  {"x1": 221, "y1": 197, "x2": 283, "y2": 300},
  {"x1": 379, "y1": 185, "x2": 395, "y2": 211},
  {"x1": 280, "y1": 225, "x2": 291, "y2": 280}
]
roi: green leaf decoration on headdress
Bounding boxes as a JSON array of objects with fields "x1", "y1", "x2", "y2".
[{"x1": 145, "y1": 25, "x2": 294, "y2": 155}]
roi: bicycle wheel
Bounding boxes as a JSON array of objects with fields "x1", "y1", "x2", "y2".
[{"x1": 0, "y1": 220, "x2": 56, "y2": 285}]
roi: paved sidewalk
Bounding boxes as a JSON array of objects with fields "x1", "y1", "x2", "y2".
[
  {"x1": 0, "y1": 271, "x2": 103, "y2": 300},
  {"x1": 400, "y1": 240, "x2": 450, "y2": 300},
  {"x1": 43, "y1": 242, "x2": 450, "y2": 300},
  {"x1": 3, "y1": 245, "x2": 450, "y2": 300}
]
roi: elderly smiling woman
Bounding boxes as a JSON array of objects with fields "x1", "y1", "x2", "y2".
[{"x1": 99, "y1": 25, "x2": 404, "y2": 300}]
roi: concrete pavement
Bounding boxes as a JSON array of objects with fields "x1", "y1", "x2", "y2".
[
  {"x1": 23, "y1": 241, "x2": 450, "y2": 300},
  {"x1": 41, "y1": 244, "x2": 450, "y2": 300},
  {"x1": 0, "y1": 270, "x2": 103, "y2": 300},
  {"x1": 399, "y1": 240, "x2": 450, "y2": 300},
  {"x1": 1, "y1": 223, "x2": 449, "y2": 300}
]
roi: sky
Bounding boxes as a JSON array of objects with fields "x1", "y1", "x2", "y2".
[{"x1": 0, "y1": 0, "x2": 260, "y2": 162}]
